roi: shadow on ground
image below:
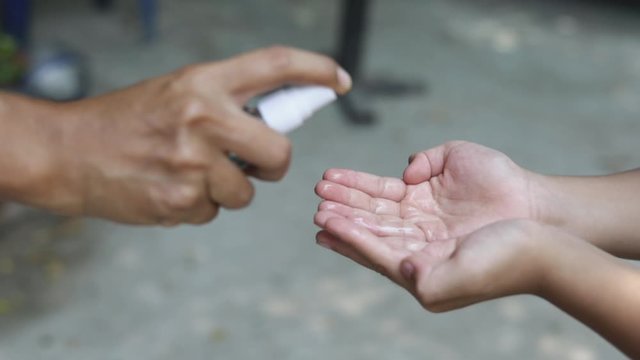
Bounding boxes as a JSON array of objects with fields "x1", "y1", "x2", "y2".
[{"x1": 0, "y1": 206, "x2": 93, "y2": 338}]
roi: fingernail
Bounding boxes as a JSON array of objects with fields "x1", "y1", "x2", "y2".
[
  {"x1": 400, "y1": 261, "x2": 416, "y2": 281},
  {"x1": 337, "y1": 67, "x2": 352, "y2": 92}
]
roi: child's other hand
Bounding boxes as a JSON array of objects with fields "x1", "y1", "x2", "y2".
[{"x1": 315, "y1": 216, "x2": 550, "y2": 312}]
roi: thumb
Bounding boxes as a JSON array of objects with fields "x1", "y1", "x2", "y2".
[
  {"x1": 403, "y1": 147, "x2": 446, "y2": 185},
  {"x1": 399, "y1": 239, "x2": 462, "y2": 311}
]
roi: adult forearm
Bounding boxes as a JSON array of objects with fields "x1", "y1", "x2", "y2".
[
  {"x1": 537, "y1": 171, "x2": 640, "y2": 258},
  {"x1": 541, "y1": 235, "x2": 640, "y2": 358},
  {"x1": 0, "y1": 93, "x2": 69, "y2": 211}
]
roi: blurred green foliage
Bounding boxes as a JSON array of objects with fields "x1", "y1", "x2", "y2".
[{"x1": 0, "y1": 32, "x2": 25, "y2": 86}]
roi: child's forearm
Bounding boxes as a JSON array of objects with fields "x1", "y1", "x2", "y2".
[
  {"x1": 540, "y1": 233, "x2": 640, "y2": 358},
  {"x1": 536, "y1": 170, "x2": 640, "y2": 258}
]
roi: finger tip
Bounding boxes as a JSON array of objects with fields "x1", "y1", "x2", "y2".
[
  {"x1": 324, "y1": 215, "x2": 345, "y2": 231},
  {"x1": 314, "y1": 180, "x2": 328, "y2": 196},
  {"x1": 323, "y1": 215, "x2": 340, "y2": 225},
  {"x1": 315, "y1": 180, "x2": 339, "y2": 198},
  {"x1": 403, "y1": 162, "x2": 429, "y2": 184},
  {"x1": 323, "y1": 168, "x2": 345, "y2": 181},
  {"x1": 313, "y1": 211, "x2": 328, "y2": 227},
  {"x1": 317, "y1": 200, "x2": 335, "y2": 211},
  {"x1": 401, "y1": 168, "x2": 418, "y2": 184},
  {"x1": 336, "y1": 68, "x2": 353, "y2": 94},
  {"x1": 315, "y1": 209, "x2": 346, "y2": 228}
]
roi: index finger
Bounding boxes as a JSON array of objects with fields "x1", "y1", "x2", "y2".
[
  {"x1": 203, "y1": 107, "x2": 292, "y2": 181},
  {"x1": 218, "y1": 46, "x2": 352, "y2": 101}
]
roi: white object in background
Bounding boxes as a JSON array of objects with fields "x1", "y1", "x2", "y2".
[
  {"x1": 24, "y1": 44, "x2": 88, "y2": 101},
  {"x1": 256, "y1": 86, "x2": 337, "y2": 133}
]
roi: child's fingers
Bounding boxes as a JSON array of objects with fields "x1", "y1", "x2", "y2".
[
  {"x1": 322, "y1": 168, "x2": 407, "y2": 201},
  {"x1": 314, "y1": 209, "x2": 345, "y2": 228},
  {"x1": 318, "y1": 201, "x2": 424, "y2": 239},
  {"x1": 315, "y1": 181, "x2": 400, "y2": 216},
  {"x1": 323, "y1": 217, "x2": 403, "y2": 280}
]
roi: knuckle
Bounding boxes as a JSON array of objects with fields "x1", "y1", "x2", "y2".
[
  {"x1": 163, "y1": 184, "x2": 201, "y2": 212},
  {"x1": 165, "y1": 142, "x2": 207, "y2": 170},
  {"x1": 229, "y1": 184, "x2": 255, "y2": 209},
  {"x1": 263, "y1": 45, "x2": 294, "y2": 72},
  {"x1": 175, "y1": 96, "x2": 208, "y2": 122}
]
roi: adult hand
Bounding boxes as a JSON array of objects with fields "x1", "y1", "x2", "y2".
[{"x1": 14, "y1": 46, "x2": 352, "y2": 225}]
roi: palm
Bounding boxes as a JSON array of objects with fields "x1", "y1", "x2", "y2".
[
  {"x1": 315, "y1": 142, "x2": 533, "y2": 244},
  {"x1": 315, "y1": 142, "x2": 541, "y2": 310}
]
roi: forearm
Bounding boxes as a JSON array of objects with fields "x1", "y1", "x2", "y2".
[
  {"x1": 0, "y1": 93, "x2": 69, "y2": 211},
  {"x1": 540, "y1": 233, "x2": 640, "y2": 358},
  {"x1": 536, "y1": 171, "x2": 640, "y2": 258}
]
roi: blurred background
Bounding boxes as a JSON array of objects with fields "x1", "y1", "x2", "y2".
[{"x1": 1, "y1": 0, "x2": 639, "y2": 359}]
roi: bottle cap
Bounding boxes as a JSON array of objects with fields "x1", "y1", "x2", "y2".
[{"x1": 257, "y1": 86, "x2": 337, "y2": 133}]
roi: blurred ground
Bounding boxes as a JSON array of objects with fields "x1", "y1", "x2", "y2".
[{"x1": 1, "y1": 0, "x2": 639, "y2": 359}]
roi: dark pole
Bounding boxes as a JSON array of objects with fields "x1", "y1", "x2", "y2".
[
  {"x1": 95, "y1": 0, "x2": 115, "y2": 11},
  {"x1": 139, "y1": 0, "x2": 158, "y2": 42},
  {"x1": 337, "y1": 0, "x2": 369, "y2": 82},
  {"x1": 336, "y1": 0, "x2": 374, "y2": 125}
]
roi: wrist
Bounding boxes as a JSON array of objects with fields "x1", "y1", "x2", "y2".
[
  {"x1": 530, "y1": 173, "x2": 634, "y2": 255},
  {"x1": 528, "y1": 172, "x2": 593, "y2": 247},
  {"x1": 528, "y1": 172, "x2": 566, "y2": 228},
  {"x1": 0, "y1": 94, "x2": 80, "y2": 214}
]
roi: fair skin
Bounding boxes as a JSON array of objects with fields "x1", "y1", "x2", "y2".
[
  {"x1": 0, "y1": 46, "x2": 352, "y2": 225},
  {"x1": 314, "y1": 141, "x2": 640, "y2": 358}
]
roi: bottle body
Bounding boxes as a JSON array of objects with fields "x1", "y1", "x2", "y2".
[{"x1": 231, "y1": 86, "x2": 337, "y2": 169}]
